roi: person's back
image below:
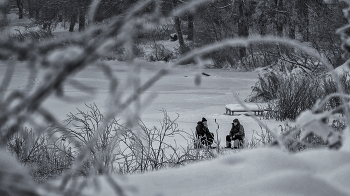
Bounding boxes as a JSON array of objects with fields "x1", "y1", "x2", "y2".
[
  {"x1": 195, "y1": 118, "x2": 214, "y2": 148},
  {"x1": 196, "y1": 121, "x2": 205, "y2": 138}
]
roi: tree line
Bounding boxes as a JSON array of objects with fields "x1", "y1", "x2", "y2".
[
  {"x1": 6, "y1": 0, "x2": 348, "y2": 69},
  {"x1": 191, "y1": 0, "x2": 347, "y2": 68},
  {"x1": 7, "y1": 0, "x2": 139, "y2": 31}
]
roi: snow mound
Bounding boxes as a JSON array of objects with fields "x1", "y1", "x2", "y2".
[{"x1": 79, "y1": 148, "x2": 350, "y2": 196}]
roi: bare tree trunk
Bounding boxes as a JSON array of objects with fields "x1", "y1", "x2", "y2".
[
  {"x1": 0, "y1": 4, "x2": 7, "y2": 25},
  {"x1": 69, "y1": 13, "x2": 77, "y2": 32},
  {"x1": 26, "y1": 0, "x2": 34, "y2": 18},
  {"x1": 237, "y1": 0, "x2": 249, "y2": 59},
  {"x1": 187, "y1": 13, "x2": 194, "y2": 41},
  {"x1": 174, "y1": 16, "x2": 189, "y2": 54},
  {"x1": 172, "y1": 0, "x2": 189, "y2": 54},
  {"x1": 34, "y1": 0, "x2": 40, "y2": 19},
  {"x1": 259, "y1": 14, "x2": 267, "y2": 36},
  {"x1": 16, "y1": 0, "x2": 23, "y2": 19},
  {"x1": 289, "y1": 23, "x2": 295, "y2": 39},
  {"x1": 275, "y1": 0, "x2": 284, "y2": 37},
  {"x1": 58, "y1": 14, "x2": 63, "y2": 23},
  {"x1": 296, "y1": 0, "x2": 309, "y2": 42},
  {"x1": 79, "y1": 6, "x2": 86, "y2": 32},
  {"x1": 287, "y1": 1, "x2": 296, "y2": 39}
]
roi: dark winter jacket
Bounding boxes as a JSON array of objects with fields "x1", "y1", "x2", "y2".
[
  {"x1": 229, "y1": 123, "x2": 245, "y2": 139},
  {"x1": 196, "y1": 121, "x2": 210, "y2": 138}
]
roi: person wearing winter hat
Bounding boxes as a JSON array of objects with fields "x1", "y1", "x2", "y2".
[
  {"x1": 226, "y1": 119, "x2": 245, "y2": 149},
  {"x1": 195, "y1": 117, "x2": 214, "y2": 148}
]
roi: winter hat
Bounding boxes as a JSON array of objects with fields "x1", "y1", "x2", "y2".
[
  {"x1": 202, "y1": 117, "x2": 207, "y2": 122},
  {"x1": 232, "y1": 119, "x2": 239, "y2": 124}
]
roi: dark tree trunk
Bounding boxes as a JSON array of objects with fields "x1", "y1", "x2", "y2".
[
  {"x1": 69, "y1": 13, "x2": 77, "y2": 32},
  {"x1": 287, "y1": 1, "x2": 296, "y2": 39},
  {"x1": 78, "y1": 0, "x2": 88, "y2": 32},
  {"x1": 79, "y1": 7, "x2": 86, "y2": 32},
  {"x1": 296, "y1": 0, "x2": 309, "y2": 41},
  {"x1": 35, "y1": 10, "x2": 39, "y2": 19},
  {"x1": 259, "y1": 14, "x2": 267, "y2": 36},
  {"x1": 16, "y1": 0, "x2": 24, "y2": 19},
  {"x1": 174, "y1": 16, "x2": 189, "y2": 54},
  {"x1": 27, "y1": 0, "x2": 34, "y2": 18},
  {"x1": 237, "y1": 0, "x2": 249, "y2": 59},
  {"x1": 187, "y1": 13, "x2": 194, "y2": 41},
  {"x1": 172, "y1": 0, "x2": 189, "y2": 54},
  {"x1": 58, "y1": 14, "x2": 63, "y2": 22},
  {"x1": 43, "y1": 23, "x2": 50, "y2": 31},
  {"x1": 289, "y1": 24, "x2": 295, "y2": 39},
  {"x1": 275, "y1": 0, "x2": 284, "y2": 37},
  {"x1": 35, "y1": 0, "x2": 40, "y2": 19}
]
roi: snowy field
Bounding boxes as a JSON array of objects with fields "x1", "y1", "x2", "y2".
[{"x1": 0, "y1": 60, "x2": 284, "y2": 147}]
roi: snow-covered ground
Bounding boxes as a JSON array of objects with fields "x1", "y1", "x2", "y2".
[
  {"x1": 0, "y1": 59, "x2": 284, "y2": 147},
  {"x1": 90, "y1": 147, "x2": 350, "y2": 196},
  {"x1": 2, "y1": 60, "x2": 350, "y2": 196}
]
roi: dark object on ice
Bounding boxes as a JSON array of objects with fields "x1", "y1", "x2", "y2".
[
  {"x1": 202, "y1": 72, "x2": 210, "y2": 76},
  {"x1": 170, "y1": 33, "x2": 178, "y2": 41}
]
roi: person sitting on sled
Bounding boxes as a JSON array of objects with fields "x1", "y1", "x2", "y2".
[
  {"x1": 196, "y1": 117, "x2": 214, "y2": 148},
  {"x1": 226, "y1": 118, "x2": 245, "y2": 149}
]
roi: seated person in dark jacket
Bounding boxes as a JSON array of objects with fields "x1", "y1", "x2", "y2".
[
  {"x1": 226, "y1": 118, "x2": 245, "y2": 148},
  {"x1": 196, "y1": 118, "x2": 214, "y2": 147}
]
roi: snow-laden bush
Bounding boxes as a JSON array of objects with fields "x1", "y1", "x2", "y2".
[
  {"x1": 269, "y1": 74, "x2": 323, "y2": 121},
  {"x1": 5, "y1": 103, "x2": 223, "y2": 181},
  {"x1": 9, "y1": 29, "x2": 54, "y2": 43},
  {"x1": 100, "y1": 44, "x2": 144, "y2": 61},
  {"x1": 137, "y1": 19, "x2": 175, "y2": 40},
  {"x1": 6, "y1": 127, "x2": 74, "y2": 183},
  {"x1": 323, "y1": 71, "x2": 350, "y2": 110},
  {"x1": 246, "y1": 70, "x2": 281, "y2": 102},
  {"x1": 146, "y1": 41, "x2": 173, "y2": 62},
  {"x1": 248, "y1": 70, "x2": 350, "y2": 121}
]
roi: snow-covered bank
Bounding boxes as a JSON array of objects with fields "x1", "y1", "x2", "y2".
[{"x1": 74, "y1": 147, "x2": 350, "y2": 196}]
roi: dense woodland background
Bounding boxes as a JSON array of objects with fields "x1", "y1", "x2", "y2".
[{"x1": 1, "y1": 0, "x2": 348, "y2": 70}]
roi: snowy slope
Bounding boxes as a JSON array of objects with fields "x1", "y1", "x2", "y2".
[{"x1": 76, "y1": 148, "x2": 350, "y2": 196}]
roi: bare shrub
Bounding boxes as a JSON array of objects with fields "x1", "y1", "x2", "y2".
[
  {"x1": 6, "y1": 103, "x2": 222, "y2": 182},
  {"x1": 138, "y1": 20, "x2": 175, "y2": 40},
  {"x1": 9, "y1": 29, "x2": 53, "y2": 43},
  {"x1": 146, "y1": 41, "x2": 173, "y2": 62},
  {"x1": 58, "y1": 103, "x2": 120, "y2": 175},
  {"x1": 270, "y1": 74, "x2": 323, "y2": 121},
  {"x1": 246, "y1": 123, "x2": 328, "y2": 152},
  {"x1": 247, "y1": 71, "x2": 281, "y2": 102},
  {"x1": 252, "y1": 71, "x2": 350, "y2": 121},
  {"x1": 6, "y1": 127, "x2": 74, "y2": 183},
  {"x1": 113, "y1": 109, "x2": 219, "y2": 172},
  {"x1": 246, "y1": 127, "x2": 275, "y2": 149},
  {"x1": 117, "y1": 110, "x2": 193, "y2": 172},
  {"x1": 100, "y1": 44, "x2": 144, "y2": 61},
  {"x1": 323, "y1": 71, "x2": 350, "y2": 111}
]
